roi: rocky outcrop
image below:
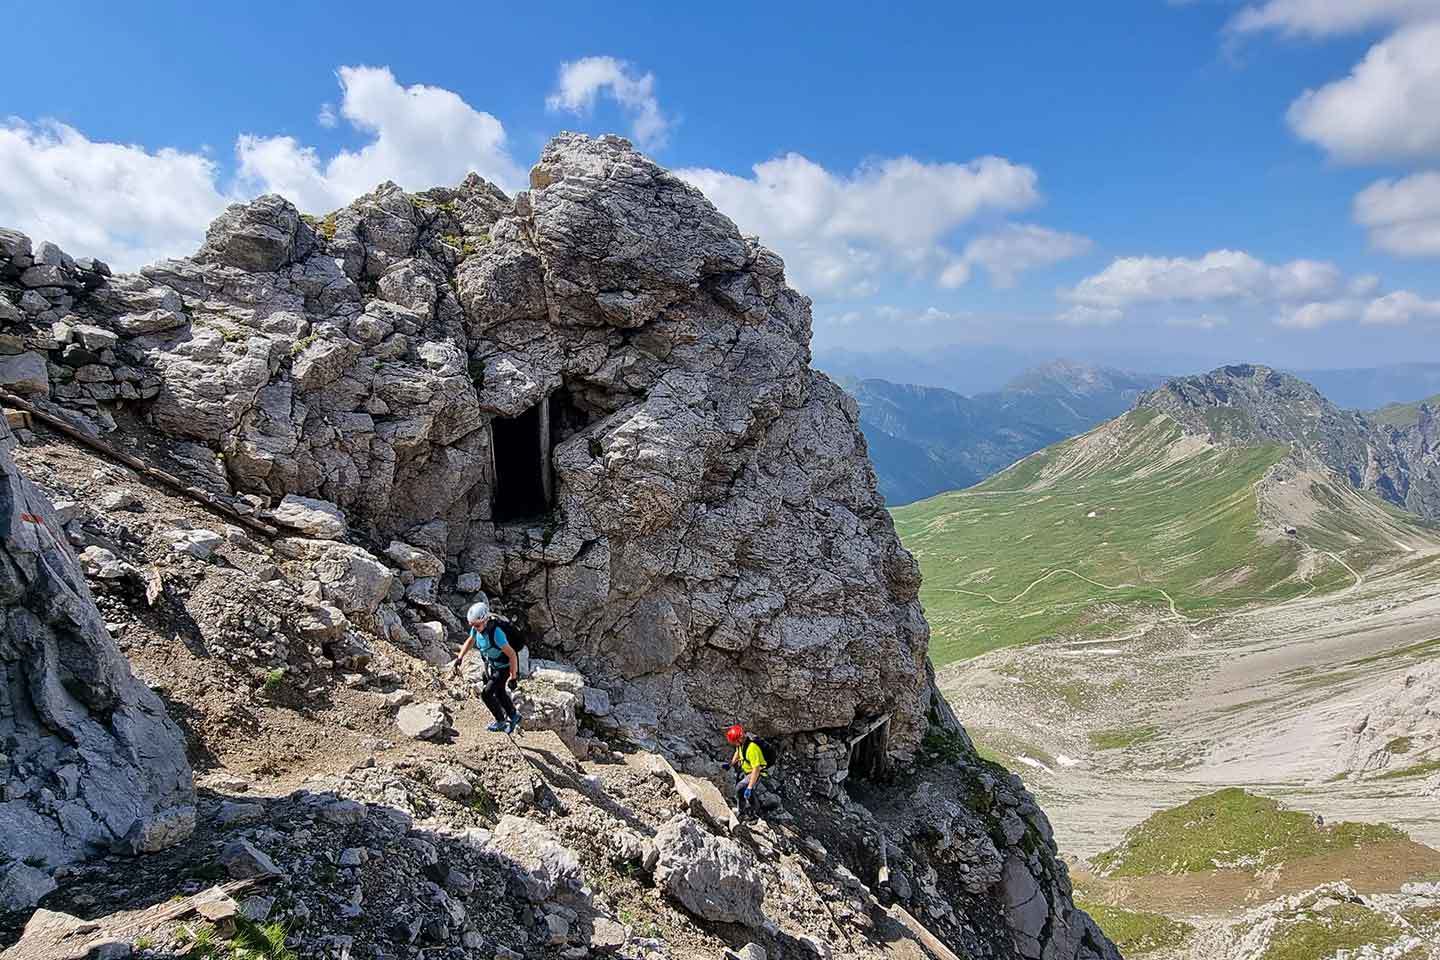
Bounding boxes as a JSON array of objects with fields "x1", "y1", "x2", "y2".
[
  {"x1": 1141, "y1": 363, "x2": 1440, "y2": 522},
  {"x1": 0, "y1": 133, "x2": 929, "y2": 760},
  {"x1": 0, "y1": 417, "x2": 195, "y2": 895}
]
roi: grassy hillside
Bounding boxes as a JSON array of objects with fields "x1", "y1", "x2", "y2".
[
  {"x1": 894, "y1": 408, "x2": 1431, "y2": 664},
  {"x1": 1368, "y1": 392, "x2": 1439, "y2": 429}
]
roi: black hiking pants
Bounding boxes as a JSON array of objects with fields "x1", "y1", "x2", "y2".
[{"x1": 480, "y1": 663, "x2": 517, "y2": 724}]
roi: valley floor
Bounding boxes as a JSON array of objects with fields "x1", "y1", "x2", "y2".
[{"x1": 937, "y1": 544, "x2": 1440, "y2": 956}]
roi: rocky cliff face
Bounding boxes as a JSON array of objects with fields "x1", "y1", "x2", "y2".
[
  {"x1": 1141, "y1": 363, "x2": 1440, "y2": 522},
  {"x1": 0, "y1": 415, "x2": 194, "y2": 895},
  {"x1": 0, "y1": 133, "x2": 1118, "y2": 960},
  {"x1": 0, "y1": 134, "x2": 928, "y2": 766}
]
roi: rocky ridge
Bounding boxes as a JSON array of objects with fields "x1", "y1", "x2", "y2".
[
  {"x1": 0, "y1": 133, "x2": 1118, "y2": 958},
  {"x1": 1141, "y1": 363, "x2": 1440, "y2": 523}
]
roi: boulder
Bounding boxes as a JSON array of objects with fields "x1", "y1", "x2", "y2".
[
  {"x1": 268, "y1": 494, "x2": 348, "y2": 540},
  {"x1": 0, "y1": 417, "x2": 195, "y2": 871},
  {"x1": 385, "y1": 540, "x2": 445, "y2": 577},
  {"x1": 488, "y1": 816, "x2": 583, "y2": 902},
  {"x1": 396, "y1": 702, "x2": 453, "y2": 741},
  {"x1": 653, "y1": 816, "x2": 765, "y2": 928},
  {"x1": 218, "y1": 839, "x2": 282, "y2": 879},
  {"x1": 0, "y1": 861, "x2": 57, "y2": 914},
  {"x1": 163, "y1": 528, "x2": 224, "y2": 560},
  {"x1": 0, "y1": 352, "x2": 50, "y2": 396}
]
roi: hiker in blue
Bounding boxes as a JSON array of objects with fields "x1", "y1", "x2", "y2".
[{"x1": 450, "y1": 598, "x2": 521, "y2": 734}]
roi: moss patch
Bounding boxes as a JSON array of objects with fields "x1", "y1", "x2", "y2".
[
  {"x1": 1093, "y1": 788, "x2": 1407, "y2": 877},
  {"x1": 1089, "y1": 725, "x2": 1159, "y2": 751},
  {"x1": 1259, "y1": 902, "x2": 1400, "y2": 960},
  {"x1": 1078, "y1": 901, "x2": 1192, "y2": 955},
  {"x1": 1375, "y1": 757, "x2": 1440, "y2": 781}
]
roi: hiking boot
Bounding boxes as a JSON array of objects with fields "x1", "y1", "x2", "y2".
[
  {"x1": 486, "y1": 720, "x2": 507, "y2": 733},
  {"x1": 506, "y1": 714, "x2": 522, "y2": 735}
]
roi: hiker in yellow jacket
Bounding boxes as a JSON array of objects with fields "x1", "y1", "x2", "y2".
[{"x1": 723, "y1": 724, "x2": 767, "y2": 820}]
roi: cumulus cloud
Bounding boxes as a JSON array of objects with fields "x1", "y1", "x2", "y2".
[
  {"x1": 821, "y1": 304, "x2": 974, "y2": 334},
  {"x1": 0, "y1": 119, "x2": 229, "y2": 271},
  {"x1": 1057, "y1": 305, "x2": 1123, "y2": 327},
  {"x1": 546, "y1": 56, "x2": 669, "y2": 149},
  {"x1": 1354, "y1": 172, "x2": 1440, "y2": 255},
  {"x1": 1064, "y1": 249, "x2": 1343, "y2": 309},
  {"x1": 1363, "y1": 290, "x2": 1440, "y2": 325},
  {"x1": 1274, "y1": 300, "x2": 1358, "y2": 329},
  {"x1": 1286, "y1": 22, "x2": 1440, "y2": 164},
  {"x1": 952, "y1": 224, "x2": 1091, "y2": 289},
  {"x1": 1166, "y1": 313, "x2": 1230, "y2": 329},
  {"x1": 1228, "y1": 0, "x2": 1438, "y2": 37},
  {"x1": 678, "y1": 153, "x2": 1045, "y2": 297},
  {"x1": 238, "y1": 65, "x2": 524, "y2": 211},
  {"x1": 0, "y1": 66, "x2": 525, "y2": 271}
]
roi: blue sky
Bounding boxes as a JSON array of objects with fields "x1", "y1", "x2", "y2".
[{"x1": 5, "y1": 0, "x2": 1440, "y2": 380}]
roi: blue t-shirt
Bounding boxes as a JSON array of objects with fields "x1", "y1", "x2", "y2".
[{"x1": 470, "y1": 623, "x2": 509, "y2": 665}]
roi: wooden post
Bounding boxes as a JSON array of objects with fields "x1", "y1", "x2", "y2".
[{"x1": 538, "y1": 393, "x2": 553, "y2": 507}]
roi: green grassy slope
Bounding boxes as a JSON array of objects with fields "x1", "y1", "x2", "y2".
[
  {"x1": 894, "y1": 408, "x2": 1431, "y2": 664},
  {"x1": 1368, "y1": 393, "x2": 1439, "y2": 429}
]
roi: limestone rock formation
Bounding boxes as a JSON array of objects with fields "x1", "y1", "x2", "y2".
[
  {"x1": 1142, "y1": 363, "x2": 1440, "y2": 522},
  {"x1": 0, "y1": 417, "x2": 195, "y2": 888},
  {"x1": 0, "y1": 133, "x2": 928, "y2": 759},
  {"x1": 653, "y1": 815, "x2": 766, "y2": 928}
]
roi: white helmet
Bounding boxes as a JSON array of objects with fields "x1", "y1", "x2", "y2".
[{"x1": 467, "y1": 598, "x2": 490, "y2": 624}]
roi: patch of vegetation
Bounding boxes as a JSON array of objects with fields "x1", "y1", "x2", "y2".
[
  {"x1": 318, "y1": 213, "x2": 337, "y2": 242},
  {"x1": 289, "y1": 334, "x2": 318, "y2": 357},
  {"x1": 1258, "y1": 903, "x2": 1401, "y2": 960},
  {"x1": 1368, "y1": 394, "x2": 1440, "y2": 430},
  {"x1": 261, "y1": 669, "x2": 286, "y2": 695},
  {"x1": 1374, "y1": 757, "x2": 1440, "y2": 781},
  {"x1": 1077, "y1": 900, "x2": 1193, "y2": 955},
  {"x1": 920, "y1": 726, "x2": 975, "y2": 765},
  {"x1": 1092, "y1": 788, "x2": 1407, "y2": 877},
  {"x1": 464, "y1": 786, "x2": 499, "y2": 821},
  {"x1": 892, "y1": 407, "x2": 1437, "y2": 664},
  {"x1": 1088, "y1": 726, "x2": 1160, "y2": 751},
  {"x1": 176, "y1": 919, "x2": 296, "y2": 960},
  {"x1": 1386, "y1": 736, "x2": 1414, "y2": 755},
  {"x1": 439, "y1": 233, "x2": 478, "y2": 258}
]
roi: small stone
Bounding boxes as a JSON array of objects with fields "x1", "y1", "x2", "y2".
[
  {"x1": 338, "y1": 847, "x2": 368, "y2": 867},
  {"x1": 589, "y1": 917, "x2": 628, "y2": 953},
  {"x1": 164, "y1": 528, "x2": 223, "y2": 559},
  {"x1": 546, "y1": 914, "x2": 571, "y2": 945},
  {"x1": 268, "y1": 494, "x2": 348, "y2": 540},
  {"x1": 382, "y1": 689, "x2": 414, "y2": 709}
]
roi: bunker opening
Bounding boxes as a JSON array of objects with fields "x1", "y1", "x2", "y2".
[
  {"x1": 848, "y1": 713, "x2": 892, "y2": 782},
  {"x1": 491, "y1": 385, "x2": 602, "y2": 524},
  {"x1": 491, "y1": 398, "x2": 553, "y2": 523}
]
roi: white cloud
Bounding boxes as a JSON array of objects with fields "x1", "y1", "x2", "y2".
[
  {"x1": 1354, "y1": 171, "x2": 1440, "y2": 255},
  {"x1": 818, "y1": 304, "x2": 972, "y2": 334},
  {"x1": 1065, "y1": 249, "x2": 1343, "y2": 308},
  {"x1": 0, "y1": 119, "x2": 229, "y2": 271},
  {"x1": 678, "y1": 153, "x2": 1043, "y2": 297},
  {"x1": 238, "y1": 65, "x2": 524, "y2": 212},
  {"x1": 1057, "y1": 305, "x2": 1123, "y2": 327},
  {"x1": 1274, "y1": 300, "x2": 1358, "y2": 329},
  {"x1": 546, "y1": 56, "x2": 669, "y2": 150},
  {"x1": 1228, "y1": 0, "x2": 1438, "y2": 37},
  {"x1": 1286, "y1": 21, "x2": 1440, "y2": 164},
  {"x1": 317, "y1": 103, "x2": 338, "y2": 128},
  {"x1": 952, "y1": 223, "x2": 1091, "y2": 289},
  {"x1": 1166, "y1": 313, "x2": 1230, "y2": 329},
  {"x1": 1363, "y1": 289, "x2": 1440, "y2": 325}
]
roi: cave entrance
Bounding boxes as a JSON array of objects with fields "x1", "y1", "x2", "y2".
[
  {"x1": 848, "y1": 713, "x2": 892, "y2": 782},
  {"x1": 491, "y1": 396, "x2": 553, "y2": 524}
]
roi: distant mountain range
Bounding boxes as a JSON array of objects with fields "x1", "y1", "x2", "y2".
[
  {"x1": 1145, "y1": 364, "x2": 1440, "y2": 523},
  {"x1": 1298, "y1": 363, "x2": 1440, "y2": 411},
  {"x1": 842, "y1": 361, "x2": 1163, "y2": 504}
]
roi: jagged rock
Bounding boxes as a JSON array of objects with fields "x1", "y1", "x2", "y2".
[
  {"x1": 163, "y1": 527, "x2": 223, "y2": 559},
  {"x1": 385, "y1": 540, "x2": 444, "y2": 576},
  {"x1": 0, "y1": 352, "x2": 49, "y2": 395},
  {"x1": 396, "y1": 702, "x2": 453, "y2": 741},
  {"x1": 0, "y1": 861, "x2": 57, "y2": 914},
  {"x1": 216, "y1": 801, "x2": 265, "y2": 827},
  {"x1": 268, "y1": 494, "x2": 348, "y2": 540},
  {"x1": 430, "y1": 765, "x2": 473, "y2": 800},
  {"x1": 653, "y1": 815, "x2": 765, "y2": 929},
  {"x1": 488, "y1": 816, "x2": 583, "y2": 902},
  {"x1": 4, "y1": 908, "x2": 131, "y2": 960},
  {"x1": 218, "y1": 838, "x2": 282, "y2": 879},
  {"x1": 588, "y1": 917, "x2": 627, "y2": 953},
  {"x1": 0, "y1": 418, "x2": 195, "y2": 871}
]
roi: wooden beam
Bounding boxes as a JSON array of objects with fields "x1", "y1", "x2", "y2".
[
  {"x1": 847, "y1": 712, "x2": 892, "y2": 748},
  {"x1": 0, "y1": 389, "x2": 279, "y2": 539},
  {"x1": 888, "y1": 905, "x2": 966, "y2": 960}
]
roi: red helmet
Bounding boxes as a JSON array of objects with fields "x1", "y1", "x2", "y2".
[{"x1": 725, "y1": 724, "x2": 745, "y2": 745}]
